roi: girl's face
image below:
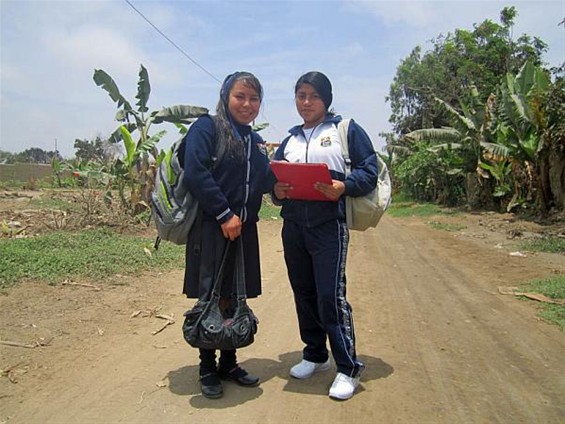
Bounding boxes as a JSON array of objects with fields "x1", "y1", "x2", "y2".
[
  {"x1": 228, "y1": 80, "x2": 261, "y2": 125},
  {"x1": 295, "y1": 83, "x2": 326, "y2": 128}
]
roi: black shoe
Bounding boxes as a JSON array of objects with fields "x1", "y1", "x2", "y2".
[
  {"x1": 219, "y1": 366, "x2": 260, "y2": 387},
  {"x1": 199, "y1": 372, "x2": 223, "y2": 399}
]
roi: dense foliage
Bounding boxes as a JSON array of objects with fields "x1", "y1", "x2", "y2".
[
  {"x1": 387, "y1": 7, "x2": 547, "y2": 135},
  {"x1": 386, "y1": 7, "x2": 564, "y2": 215}
]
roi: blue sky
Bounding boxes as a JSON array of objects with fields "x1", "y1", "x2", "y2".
[{"x1": 1, "y1": 0, "x2": 563, "y2": 158}]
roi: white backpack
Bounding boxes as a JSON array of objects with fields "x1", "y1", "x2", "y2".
[{"x1": 336, "y1": 119, "x2": 392, "y2": 231}]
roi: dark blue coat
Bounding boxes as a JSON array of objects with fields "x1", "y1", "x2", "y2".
[
  {"x1": 181, "y1": 114, "x2": 275, "y2": 299},
  {"x1": 182, "y1": 114, "x2": 273, "y2": 224}
]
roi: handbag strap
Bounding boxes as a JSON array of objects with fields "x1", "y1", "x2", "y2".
[
  {"x1": 210, "y1": 240, "x2": 233, "y2": 297},
  {"x1": 210, "y1": 238, "x2": 247, "y2": 300},
  {"x1": 234, "y1": 237, "x2": 247, "y2": 301}
]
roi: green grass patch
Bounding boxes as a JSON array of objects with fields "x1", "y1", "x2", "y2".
[
  {"x1": 520, "y1": 237, "x2": 565, "y2": 254},
  {"x1": 390, "y1": 191, "x2": 414, "y2": 203},
  {"x1": 259, "y1": 196, "x2": 281, "y2": 221},
  {"x1": 0, "y1": 179, "x2": 25, "y2": 190},
  {"x1": 520, "y1": 275, "x2": 565, "y2": 330},
  {"x1": 427, "y1": 220, "x2": 466, "y2": 232},
  {"x1": 387, "y1": 201, "x2": 457, "y2": 218},
  {"x1": 0, "y1": 228, "x2": 185, "y2": 288}
]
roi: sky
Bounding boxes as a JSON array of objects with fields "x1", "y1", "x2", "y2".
[{"x1": 1, "y1": 0, "x2": 563, "y2": 158}]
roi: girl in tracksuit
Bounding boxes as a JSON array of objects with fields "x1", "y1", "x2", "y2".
[
  {"x1": 273, "y1": 71, "x2": 378, "y2": 400},
  {"x1": 182, "y1": 72, "x2": 275, "y2": 399}
]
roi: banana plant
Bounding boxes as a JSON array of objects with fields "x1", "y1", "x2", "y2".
[
  {"x1": 94, "y1": 66, "x2": 208, "y2": 146},
  {"x1": 399, "y1": 86, "x2": 499, "y2": 207},
  {"x1": 495, "y1": 61, "x2": 550, "y2": 162},
  {"x1": 51, "y1": 156, "x2": 67, "y2": 188},
  {"x1": 93, "y1": 65, "x2": 208, "y2": 213},
  {"x1": 491, "y1": 61, "x2": 551, "y2": 211}
]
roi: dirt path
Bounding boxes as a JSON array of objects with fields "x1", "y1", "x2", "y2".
[{"x1": 1, "y1": 216, "x2": 564, "y2": 424}]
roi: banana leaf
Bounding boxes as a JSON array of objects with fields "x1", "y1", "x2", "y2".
[
  {"x1": 152, "y1": 105, "x2": 209, "y2": 124},
  {"x1": 93, "y1": 69, "x2": 133, "y2": 112}
]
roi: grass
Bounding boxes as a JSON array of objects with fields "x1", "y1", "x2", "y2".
[
  {"x1": 387, "y1": 202, "x2": 442, "y2": 218},
  {"x1": 387, "y1": 199, "x2": 459, "y2": 220},
  {"x1": 520, "y1": 275, "x2": 565, "y2": 330},
  {"x1": 259, "y1": 195, "x2": 281, "y2": 221},
  {"x1": 0, "y1": 228, "x2": 185, "y2": 289},
  {"x1": 520, "y1": 237, "x2": 565, "y2": 254},
  {"x1": 0, "y1": 196, "x2": 282, "y2": 289}
]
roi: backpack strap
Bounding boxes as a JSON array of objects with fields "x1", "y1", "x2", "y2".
[{"x1": 336, "y1": 118, "x2": 352, "y2": 177}]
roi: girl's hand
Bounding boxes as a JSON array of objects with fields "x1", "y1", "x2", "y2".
[
  {"x1": 221, "y1": 214, "x2": 242, "y2": 241},
  {"x1": 314, "y1": 180, "x2": 345, "y2": 201},
  {"x1": 274, "y1": 181, "x2": 292, "y2": 200}
]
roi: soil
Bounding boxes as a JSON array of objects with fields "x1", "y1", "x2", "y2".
[{"x1": 1, "y1": 190, "x2": 564, "y2": 424}]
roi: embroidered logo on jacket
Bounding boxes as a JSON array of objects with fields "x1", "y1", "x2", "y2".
[
  {"x1": 257, "y1": 143, "x2": 268, "y2": 156},
  {"x1": 320, "y1": 136, "x2": 332, "y2": 147}
]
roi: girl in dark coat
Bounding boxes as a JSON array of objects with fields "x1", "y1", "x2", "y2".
[{"x1": 182, "y1": 71, "x2": 273, "y2": 399}]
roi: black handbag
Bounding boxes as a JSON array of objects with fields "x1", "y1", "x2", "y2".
[{"x1": 182, "y1": 238, "x2": 258, "y2": 350}]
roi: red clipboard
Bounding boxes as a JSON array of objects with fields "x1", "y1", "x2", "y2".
[{"x1": 270, "y1": 161, "x2": 335, "y2": 201}]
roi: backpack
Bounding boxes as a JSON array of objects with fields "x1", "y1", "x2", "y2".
[
  {"x1": 151, "y1": 116, "x2": 225, "y2": 248},
  {"x1": 336, "y1": 118, "x2": 392, "y2": 231}
]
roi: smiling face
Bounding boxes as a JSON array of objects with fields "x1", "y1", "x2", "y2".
[
  {"x1": 295, "y1": 83, "x2": 327, "y2": 128},
  {"x1": 227, "y1": 80, "x2": 261, "y2": 125}
]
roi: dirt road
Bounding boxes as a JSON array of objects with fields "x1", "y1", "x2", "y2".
[{"x1": 1, "y1": 216, "x2": 564, "y2": 423}]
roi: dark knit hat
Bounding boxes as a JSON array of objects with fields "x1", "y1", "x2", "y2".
[{"x1": 295, "y1": 71, "x2": 333, "y2": 110}]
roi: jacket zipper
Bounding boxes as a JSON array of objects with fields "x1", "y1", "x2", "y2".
[{"x1": 304, "y1": 123, "x2": 322, "y2": 163}]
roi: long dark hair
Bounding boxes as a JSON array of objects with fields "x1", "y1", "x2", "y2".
[{"x1": 215, "y1": 71, "x2": 263, "y2": 161}]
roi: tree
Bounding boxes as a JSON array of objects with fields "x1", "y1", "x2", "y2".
[
  {"x1": 73, "y1": 136, "x2": 117, "y2": 164},
  {"x1": 0, "y1": 151, "x2": 17, "y2": 164},
  {"x1": 387, "y1": 7, "x2": 547, "y2": 136},
  {"x1": 16, "y1": 148, "x2": 61, "y2": 164}
]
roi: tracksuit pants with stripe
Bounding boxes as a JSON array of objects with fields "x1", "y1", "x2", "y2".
[{"x1": 282, "y1": 219, "x2": 364, "y2": 378}]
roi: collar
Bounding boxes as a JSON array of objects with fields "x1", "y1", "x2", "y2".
[{"x1": 288, "y1": 114, "x2": 342, "y2": 136}]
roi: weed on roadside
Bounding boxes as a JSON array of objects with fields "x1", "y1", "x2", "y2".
[{"x1": 520, "y1": 275, "x2": 565, "y2": 330}]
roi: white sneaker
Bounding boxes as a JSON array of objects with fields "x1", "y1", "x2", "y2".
[
  {"x1": 329, "y1": 373, "x2": 360, "y2": 400},
  {"x1": 290, "y1": 359, "x2": 331, "y2": 379}
]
